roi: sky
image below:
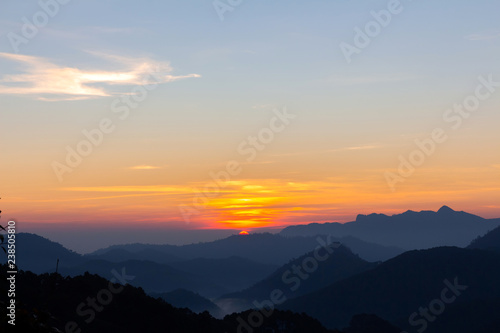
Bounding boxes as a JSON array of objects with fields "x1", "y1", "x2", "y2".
[{"x1": 1, "y1": 0, "x2": 500, "y2": 249}]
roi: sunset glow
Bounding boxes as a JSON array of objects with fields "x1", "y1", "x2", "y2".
[{"x1": 1, "y1": 1, "x2": 499, "y2": 235}]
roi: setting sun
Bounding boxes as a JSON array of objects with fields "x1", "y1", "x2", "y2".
[{"x1": 239, "y1": 231, "x2": 250, "y2": 235}]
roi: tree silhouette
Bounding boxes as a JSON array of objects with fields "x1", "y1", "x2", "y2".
[{"x1": 0, "y1": 197, "x2": 6, "y2": 255}]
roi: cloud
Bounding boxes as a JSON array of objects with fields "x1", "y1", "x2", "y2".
[
  {"x1": 0, "y1": 52, "x2": 200, "y2": 101},
  {"x1": 128, "y1": 165, "x2": 163, "y2": 170},
  {"x1": 270, "y1": 144, "x2": 382, "y2": 157},
  {"x1": 62, "y1": 185, "x2": 192, "y2": 193},
  {"x1": 327, "y1": 144, "x2": 382, "y2": 153}
]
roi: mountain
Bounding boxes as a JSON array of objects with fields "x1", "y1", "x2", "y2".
[
  {"x1": 280, "y1": 247, "x2": 500, "y2": 331},
  {"x1": 85, "y1": 248, "x2": 181, "y2": 264},
  {"x1": 419, "y1": 297, "x2": 500, "y2": 333},
  {"x1": 57, "y1": 256, "x2": 276, "y2": 298},
  {"x1": 0, "y1": 264, "x2": 334, "y2": 333},
  {"x1": 15, "y1": 233, "x2": 83, "y2": 273},
  {"x1": 151, "y1": 289, "x2": 224, "y2": 317},
  {"x1": 318, "y1": 235, "x2": 404, "y2": 262},
  {"x1": 90, "y1": 233, "x2": 330, "y2": 265},
  {"x1": 90, "y1": 233, "x2": 404, "y2": 264},
  {"x1": 58, "y1": 257, "x2": 275, "y2": 298},
  {"x1": 58, "y1": 259, "x2": 227, "y2": 298},
  {"x1": 13, "y1": 233, "x2": 277, "y2": 298},
  {"x1": 343, "y1": 314, "x2": 401, "y2": 333},
  {"x1": 280, "y1": 206, "x2": 500, "y2": 249},
  {"x1": 169, "y1": 256, "x2": 278, "y2": 293},
  {"x1": 468, "y1": 224, "x2": 500, "y2": 253},
  {"x1": 218, "y1": 244, "x2": 377, "y2": 314}
]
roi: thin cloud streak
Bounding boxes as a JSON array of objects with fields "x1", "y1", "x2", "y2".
[
  {"x1": 128, "y1": 165, "x2": 164, "y2": 170},
  {"x1": 270, "y1": 144, "x2": 383, "y2": 157},
  {"x1": 62, "y1": 185, "x2": 193, "y2": 193},
  {"x1": 0, "y1": 52, "x2": 200, "y2": 101}
]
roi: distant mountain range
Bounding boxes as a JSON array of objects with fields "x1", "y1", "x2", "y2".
[
  {"x1": 58, "y1": 259, "x2": 226, "y2": 298},
  {"x1": 280, "y1": 206, "x2": 500, "y2": 249},
  {"x1": 7, "y1": 208, "x2": 500, "y2": 332},
  {"x1": 88, "y1": 232, "x2": 404, "y2": 264},
  {"x1": 15, "y1": 233, "x2": 277, "y2": 298},
  {"x1": 59, "y1": 256, "x2": 277, "y2": 298},
  {"x1": 85, "y1": 247, "x2": 181, "y2": 264}
]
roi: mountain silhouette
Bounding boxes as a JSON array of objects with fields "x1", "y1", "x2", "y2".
[
  {"x1": 280, "y1": 247, "x2": 500, "y2": 331},
  {"x1": 85, "y1": 247, "x2": 181, "y2": 264},
  {"x1": 151, "y1": 289, "x2": 224, "y2": 318},
  {"x1": 7, "y1": 219, "x2": 500, "y2": 332},
  {"x1": 0, "y1": 264, "x2": 334, "y2": 333},
  {"x1": 169, "y1": 256, "x2": 277, "y2": 294},
  {"x1": 468, "y1": 224, "x2": 500, "y2": 253},
  {"x1": 90, "y1": 232, "x2": 404, "y2": 264},
  {"x1": 58, "y1": 259, "x2": 227, "y2": 298},
  {"x1": 280, "y1": 206, "x2": 500, "y2": 249},
  {"x1": 218, "y1": 244, "x2": 377, "y2": 314},
  {"x1": 344, "y1": 314, "x2": 401, "y2": 333},
  {"x1": 15, "y1": 233, "x2": 83, "y2": 273},
  {"x1": 57, "y1": 257, "x2": 276, "y2": 298},
  {"x1": 58, "y1": 258, "x2": 274, "y2": 298}
]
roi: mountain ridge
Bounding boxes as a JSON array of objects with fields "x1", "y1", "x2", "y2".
[{"x1": 280, "y1": 206, "x2": 500, "y2": 249}]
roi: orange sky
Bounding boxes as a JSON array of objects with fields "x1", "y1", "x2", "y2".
[
  {"x1": 3, "y1": 162, "x2": 500, "y2": 230},
  {"x1": 1, "y1": 2, "x2": 500, "y2": 231}
]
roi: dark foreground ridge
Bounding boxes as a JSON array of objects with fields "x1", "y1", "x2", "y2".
[
  {"x1": 0, "y1": 264, "x2": 400, "y2": 333},
  {"x1": 280, "y1": 247, "x2": 500, "y2": 332}
]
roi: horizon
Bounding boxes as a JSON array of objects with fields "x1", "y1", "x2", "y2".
[{"x1": 16, "y1": 204, "x2": 500, "y2": 253}]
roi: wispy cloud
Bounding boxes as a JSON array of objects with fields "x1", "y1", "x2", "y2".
[
  {"x1": 128, "y1": 165, "x2": 164, "y2": 170},
  {"x1": 465, "y1": 33, "x2": 500, "y2": 41},
  {"x1": 271, "y1": 144, "x2": 382, "y2": 157},
  {"x1": 0, "y1": 52, "x2": 200, "y2": 101},
  {"x1": 327, "y1": 144, "x2": 382, "y2": 153},
  {"x1": 62, "y1": 185, "x2": 192, "y2": 193}
]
